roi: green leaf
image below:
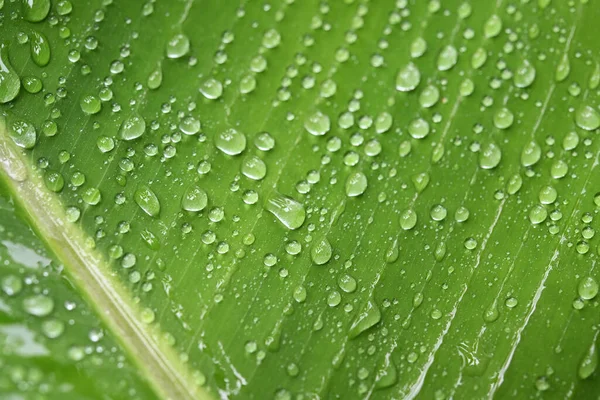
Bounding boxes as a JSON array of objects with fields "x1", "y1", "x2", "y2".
[{"x1": 1, "y1": 0, "x2": 600, "y2": 399}]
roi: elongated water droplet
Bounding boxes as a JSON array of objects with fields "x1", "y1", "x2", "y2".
[
  {"x1": 400, "y1": 209, "x2": 417, "y2": 230},
  {"x1": 349, "y1": 299, "x2": 381, "y2": 338},
  {"x1": 22, "y1": 0, "x2": 50, "y2": 22},
  {"x1": 134, "y1": 185, "x2": 160, "y2": 217},
  {"x1": 521, "y1": 141, "x2": 541, "y2": 167},
  {"x1": 345, "y1": 171, "x2": 367, "y2": 197},
  {"x1": 578, "y1": 277, "x2": 599, "y2": 300},
  {"x1": 484, "y1": 14, "x2": 502, "y2": 38},
  {"x1": 216, "y1": 128, "x2": 246, "y2": 155},
  {"x1": 555, "y1": 54, "x2": 570, "y2": 82},
  {"x1": 514, "y1": 60, "x2": 536, "y2": 88},
  {"x1": 265, "y1": 193, "x2": 306, "y2": 230},
  {"x1": 23, "y1": 294, "x2": 54, "y2": 317},
  {"x1": 29, "y1": 31, "x2": 50, "y2": 67},
  {"x1": 147, "y1": 65, "x2": 162, "y2": 89},
  {"x1": 579, "y1": 341, "x2": 598, "y2": 379},
  {"x1": 375, "y1": 112, "x2": 393, "y2": 133},
  {"x1": 395, "y1": 62, "x2": 420, "y2": 92},
  {"x1": 120, "y1": 113, "x2": 146, "y2": 140},
  {"x1": 412, "y1": 172, "x2": 430, "y2": 193},
  {"x1": 166, "y1": 33, "x2": 190, "y2": 58},
  {"x1": 589, "y1": 63, "x2": 600, "y2": 90},
  {"x1": 419, "y1": 85, "x2": 440, "y2": 108},
  {"x1": 507, "y1": 174, "x2": 523, "y2": 194},
  {"x1": 181, "y1": 185, "x2": 208, "y2": 212},
  {"x1": 437, "y1": 45, "x2": 458, "y2": 71},
  {"x1": 311, "y1": 237, "x2": 332, "y2": 265},
  {"x1": 410, "y1": 37, "x2": 427, "y2": 58},
  {"x1": 471, "y1": 47, "x2": 487, "y2": 69},
  {"x1": 0, "y1": 44, "x2": 20, "y2": 104},
  {"x1": 375, "y1": 356, "x2": 397, "y2": 389}
]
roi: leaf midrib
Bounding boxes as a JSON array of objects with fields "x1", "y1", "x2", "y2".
[{"x1": 0, "y1": 120, "x2": 209, "y2": 400}]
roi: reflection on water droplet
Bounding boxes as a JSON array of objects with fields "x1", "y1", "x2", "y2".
[
  {"x1": 575, "y1": 105, "x2": 600, "y2": 131},
  {"x1": 119, "y1": 113, "x2": 146, "y2": 141},
  {"x1": 166, "y1": 33, "x2": 190, "y2": 59},
  {"x1": 311, "y1": 237, "x2": 332, "y2": 265},
  {"x1": 395, "y1": 62, "x2": 420, "y2": 92},
  {"x1": 304, "y1": 111, "x2": 330, "y2": 136},
  {"x1": 345, "y1": 171, "x2": 367, "y2": 197},
  {"x1": 181, "y1": 185, "x2": 208, "y2": 212},
  {"x1": 216, "y1": 128, "x2": 246, "y2": 155},
  {"x1": 0, "y1": 44, "x2": 20, "y2": 104},
  {"x1": 134, "y1": 185, "x2": 161, "y2": 217},
  {"x1": 265, "y1": 193, "x2": 306, "y2": 230}
]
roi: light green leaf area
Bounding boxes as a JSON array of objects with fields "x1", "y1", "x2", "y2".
[{"x1": 1, "y1": 0, "x2": 600, "y2": 399}]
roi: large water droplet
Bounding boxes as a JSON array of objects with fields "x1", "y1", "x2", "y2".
[
  {"x1": 513, "y1": 60, "x2": 536, "y2": 88},
  {"x1": 22, "y1": 0, "x2": 51, "y2": 22},
  {"x1": 134, "y1": 185, "x2": 160, "y2": 217},
  {"x1": 120, "y1": 113, "x2": 146, "y2": 141},
  {"x1": 437, "y1": 45, "x2": 458, "y2": 71},
  {"x1": 349, "y1": 299, "x2": 381, "y2": 338},
  {"x1": 166, "y1": 33, "x2": 190, "y2": 58},
  {"x1": 215, "y1": 128, "x2": 246, "y2": 155},
  {"x1": 479, "y1": 142, "x2": 502, "y2": 169},
  {"x1": 304, "y1": 111, "x2": 330, "y2": 136},
  {"x1": 484, "y1": 14, "x2": 502, "y2": 38},
  {"x1": 23, "y1": 294, "x2": 54, "y2": 317},
  {"x1": 578, "y1": 277, "x2": 599, "y2": 300},
  {"x1": 575, "y1": 105, "x2": 600, "y2": 131},
  {"x1": 181, "y1": 185, "x2": 208, "y2": 212},
  {"x1": 521, "y1": 141, "x2": 541, "y2": 167},
  {"x1": 8, "y1": 117, "x2": 36, "y2": 149},
  {"x1": 241, "y1": 155, "x2": 267, "y2": 180},
  {"x1": 400, "y1": 209, "x2": 417, "y2": 230},
  {"x1": 30, "y1": 31, "x2": 50, "y2": 67},
  {"x1": 395, "y1": 62, "x2": 420, "y2": 92},
  {"x1": 345, "y1": 171, "x2": 367, "y2": 197},
  {"x1": 0, "y1": 44, "x2": 20, "y2": 104},
  {"x1": 199, "y1": 78, "x2": 223, "y2": 100},
  {"x1": 311, "y1": 237, "x2": 332, "y2": 265},
  {"x1": 579, "y1": 341, "x2": 598, "y2": 379},
  {"x1": 265, "y1": 193, "x2": 306, "y2": 230}
]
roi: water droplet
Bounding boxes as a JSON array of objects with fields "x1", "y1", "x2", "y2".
[
  {"x1": 374, "y1": 356, "x2": 397, "y2": 389},
  {"x1": 181, "y1": 185, "x2": 208, "y2": 212},
  {"x1": 538, "y1": 186, "x2": 557, "y2": 204},
  {"x1": 529, "y1": 205, "x2": 547, "y2": 224},
  {"x1": 555, "y1": 54, "x2": 570, "y2": 82},
  {"x1": 419, "y1": 85, "x2": 440, "y2": 108},
  {"x1": 375, "y1": 112, "x2": 393, "y2": 133},
  {"x1": 1, "y1": 275, "x2": 22, "y2": 296},
  {"x1": 216, "y1": 128, "x2": 246, "y2": 155},
  {"x1": 551, "y1": 160, "x2": 568, "y2": 179},
  {"x1": 80, "y1": 94, "x2": 101, "y2": 115},
  {"x1": 30, "y1": 31, "x2": 50, "y2": 67},
  {"x1": 578, "y1": 277, "x2": 598, "y2": 300},
  {"x1": 579, "y1": 341, "x2": 598, "y2": 379},
  {"x1": 23, "y1": 294, "x2": 54, "y2": 317},
  {"x1": 338, "y1": 274, "x2": 357, "y2": 293},
  {"x1": 408, "y1": 118, "x2": 430, "y2": 139},
  {"x1": 8, "y1": 117, "x2": 36, "y2": 149},
  {"x1": 241, "y1": 155, "x2": 267, "y2": 180},
  {"x1": 493, "y1": 108, "x2": 514, "y2": 129},
  {"x1": 22, "y1": 0, "x2": 51, "y2": 22},
  {"x1": 147, "y1": 65, "x2": 163, "y2": 89},
  {"x1": 400, "y1": 209, "x2": 417, "y2": 230},
  {"x1": 513, "y1": 60, "x2": 536, "y2": 88},
  {"x1": 179, "y1": 116, "x2": 200, "y2": 135},
  {"x1": 166, "y1": 33, "x2": 190, "y2": 59},
  {"x1": 412, "y1": 172, "x2": 430, "y2": 193},
  {"x1": 44, "y1": 170, "x2": 64, "y2": 192},
  {"x1": 455, "y1": 206, "x2": 470, "y2": 222},
  {"x1": 484, "y1": 14, "x2": 502, "y2": 38},
  {"x1": 478, "y1": 142, "x2": 502, "y2": 169},
  {"x1": 304, "y1": 111, "x2": 330, "y2": 136},
  {"x1": 430, "y1": 204, "x2": 447, "y2": 221},
  {"x1": 521, "y1": 141, "x2": 541, "y2": 167},
  {"x1": 0, "y1": 44, "x2": 20, "y2": 103},
  {"x1": 483, "y1": 301, "x2": 499, "y2": 322},
  {"x1": 262, "y1": 28, "x2": 281, "y2": 48},
  {"x1": 134, "y1": 185, "x2": 160, "y2": 217},
  {"x1": 119, "y1": 113, "x2": 146, "y2": 141},
  {"x1": 471, "y1": 47, "x2": 487, "y2": 69},
  {"x1": 437, "y1": 45, "x2": 458, "y2": 71},
  {"x1": 42, "y1": 319, "x2": 64, "y2": 338},
  {"x1": 265, "y1": 193, "x2": 306, "y2": 230},
  {"x1": 311, "y1": 237, "x2": 332, "y2": 265},
  {"x1": 506, "y1": 174, "x2": 522, "y2": 195},
  {"x1": 349, "y1": 299, "x2": 381, "y2": 338},
  {"x1": 575, "y1": 105, "x2": 600, "y2": 131},
  {"x1": 22, "y1": 76, "x2": 42, "y2": 93},
  {"x1": 410, "y1": 37, "x2": 427, "y2": 58},
  {"x1": 395, "y1": 62, "x2": 420, "y2": 92},
  {"x1": 345, "y1": 171, "x2": 367, "y2": 197},
  {"x1": 199, "y1": 78, "x2": 223, "y2": 100}
]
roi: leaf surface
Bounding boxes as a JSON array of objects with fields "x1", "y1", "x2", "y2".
[{"x1": 2, "y1": 0, "x2": 600, "y2": 399}]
